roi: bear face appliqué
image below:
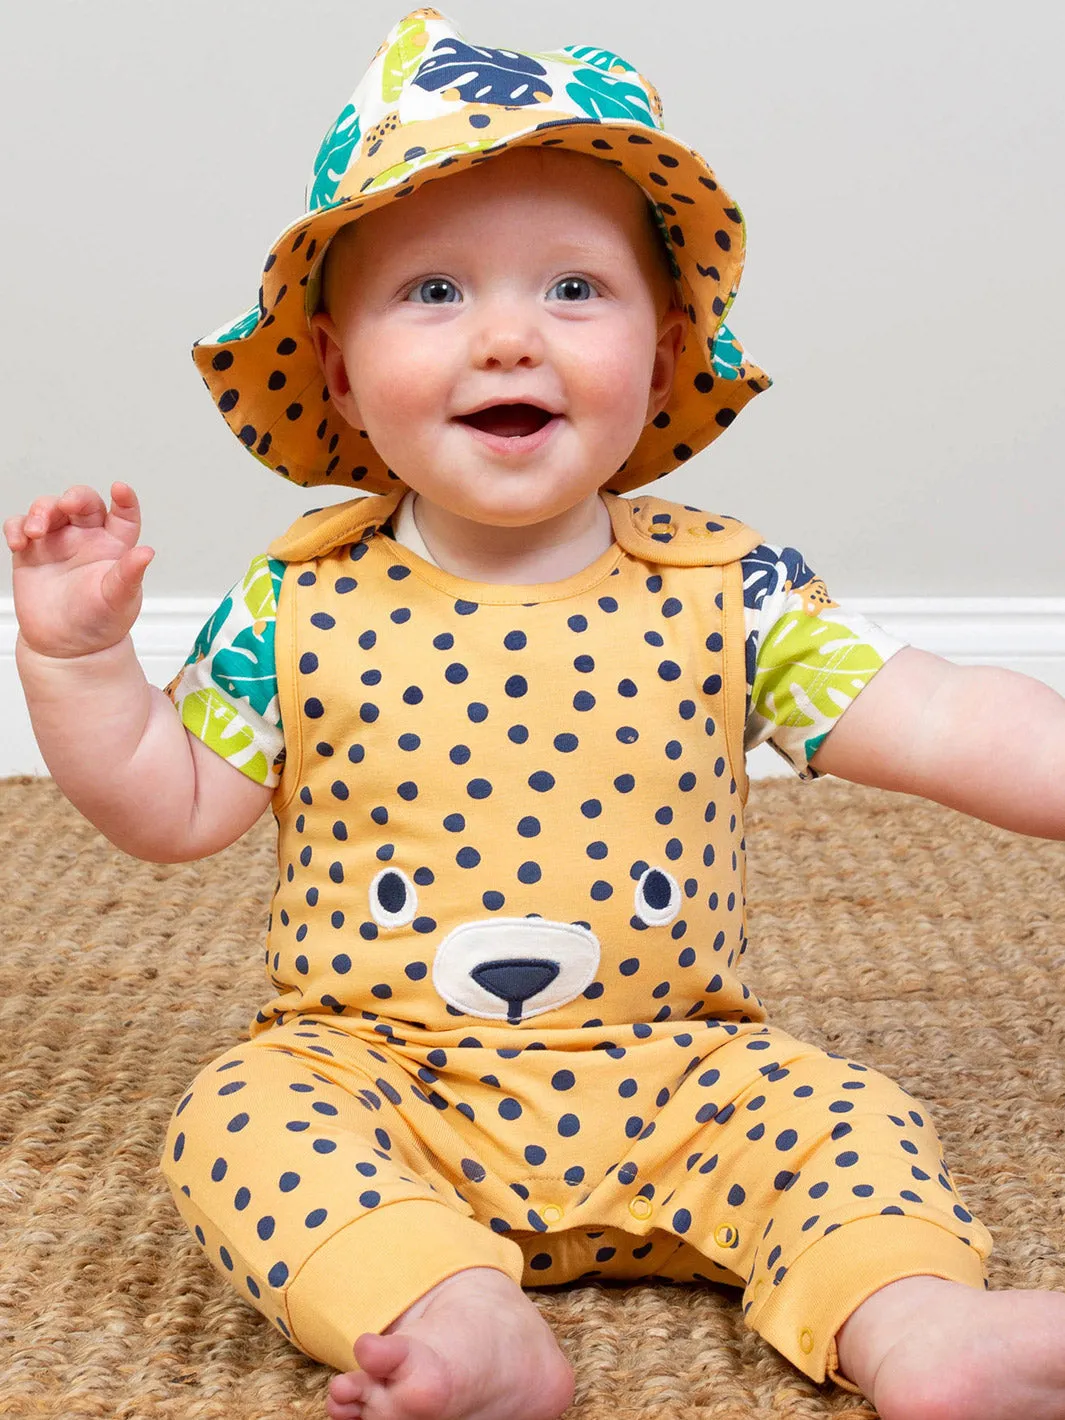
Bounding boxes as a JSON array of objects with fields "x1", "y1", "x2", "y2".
[{"x1": 431, "y1": 917, "x2": 601, "y2": 1024}]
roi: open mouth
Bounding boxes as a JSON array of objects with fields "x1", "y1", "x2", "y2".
[{"x1": 456, "y1": 404, "x2": 555, "y2": 438}]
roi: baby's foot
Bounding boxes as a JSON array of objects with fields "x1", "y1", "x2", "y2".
[
  {"x1": 325, "y1": 1266, "x2": 575, "y2": 1420},
  {"x1": 838, "y1": 1275, "x2": 1065, "y2": 1420}
]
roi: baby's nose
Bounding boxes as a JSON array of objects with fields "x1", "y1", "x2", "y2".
[{"x1": 471, "y1": 301, "x2": 545, "y2": 369}]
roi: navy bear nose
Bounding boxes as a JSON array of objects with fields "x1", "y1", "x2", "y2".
[{"x1": 471, "y1": 958, "x2": 561, "y2": 1024}]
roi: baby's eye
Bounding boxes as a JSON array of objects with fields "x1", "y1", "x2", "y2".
[
  {"x1": 406, "y1": 277, "x2": 460, "y2": 305},
  {"x1": 548, "y1": 276, "x2": 597, "y2": 302}
]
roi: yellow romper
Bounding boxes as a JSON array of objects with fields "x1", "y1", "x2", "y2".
[{"x1": 161, "y1": 489, "x2": 992, "y2": 1389}]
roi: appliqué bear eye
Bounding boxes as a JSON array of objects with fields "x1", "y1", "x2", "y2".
[
  {"x1": 369, "y1": 867, "x2": 418, "y2": 927},
  {"x1": 633, "y1": 866, "x2": 681, "y2": 926}
]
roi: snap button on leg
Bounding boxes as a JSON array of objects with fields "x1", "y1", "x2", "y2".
[
  {"x1": 799, "y1": 1328, "x2": 814, "y2": 1355},
  {"x1": 714, "y1": 1222, "x2": 739, "y2": 1248},
  {"x1": 541, "y1": 1204, "x2": 563, "y2": 1225},
  {"x1": 628, "y1": 1197, "x2": 653, "y2": 1221}
]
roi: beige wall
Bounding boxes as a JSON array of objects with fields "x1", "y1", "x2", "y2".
[{"x1": 2, "y1": 0, "x2": 1063, "y2": 600}]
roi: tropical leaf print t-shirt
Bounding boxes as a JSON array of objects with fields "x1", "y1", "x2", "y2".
[{"x1": 163, "y1": 493, "x2": 907, "y2": 788}]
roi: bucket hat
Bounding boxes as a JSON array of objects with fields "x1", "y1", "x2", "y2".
[{"x1": 193, "y1": 6, "x2": 771, "y2": 496}]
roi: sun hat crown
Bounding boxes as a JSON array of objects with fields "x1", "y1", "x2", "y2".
[{"x1": 306, "y1": 24, "x2": 668, "y2": 215}]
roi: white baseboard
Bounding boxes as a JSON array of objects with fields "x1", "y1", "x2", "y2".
[{"x1": 3, "y1": 597, "x2": 1064, "y2": 781}]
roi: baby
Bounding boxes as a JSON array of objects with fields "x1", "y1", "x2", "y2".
[{"x1": 7, "y1": 10, "x2": 1065, "y2": 1420}]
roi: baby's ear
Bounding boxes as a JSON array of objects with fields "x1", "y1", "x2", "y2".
[
  {"x1": 308, "y1": 311, "x2": 363, "y2": 428},
  {"x1": 646, "y1": 306, "x2": 689, "y2": 423}
]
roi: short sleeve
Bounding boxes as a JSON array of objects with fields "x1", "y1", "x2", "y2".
[
  {"x1": 162, "y1": 553, "x2": 287, "y2": 788},
  {"x1": 740, "y1": 544, "x2": 908, "y2": 780}
]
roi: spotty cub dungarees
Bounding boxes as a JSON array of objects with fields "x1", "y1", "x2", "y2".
[{"x1": 162, "y1": 488, "x2": 992, "y2": 1390}]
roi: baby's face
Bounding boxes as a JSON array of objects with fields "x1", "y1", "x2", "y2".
[{"x1": 311, "y1": 147, "x2": 687, "y2": 528}]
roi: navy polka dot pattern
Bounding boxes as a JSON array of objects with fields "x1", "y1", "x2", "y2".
[
  {"x1": 261, "y1": 494, "x2": 760, "y2": 1038},
  {"x1": 161, "y1": 1019, "x2": 993, "y2": 1373},
  {"x1": 159, "y1": 491, "x2": 992, "y2": 1376}
]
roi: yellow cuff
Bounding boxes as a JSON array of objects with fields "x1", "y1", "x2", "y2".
[
  {"x1": 744, "y1": 1214, "x2": 989, "y2": 1393},
  {"x1": 285, "y1": 1200, "x2": 526, "y2": 1372}
]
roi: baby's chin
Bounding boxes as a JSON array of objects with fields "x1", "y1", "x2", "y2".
[{"x1": 415, "y1": 485, "x2": 606, "y2": 532}]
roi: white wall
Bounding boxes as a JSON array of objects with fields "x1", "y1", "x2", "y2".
[{"x1": 2, "y1": 1, "x2": 1063, "y2": 776}]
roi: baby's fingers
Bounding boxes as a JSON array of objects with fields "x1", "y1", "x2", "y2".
[
  {"x1": 100, "y1": 544, "x2": 155, "y2": 611},
  {"x1": 54, "y1": 483, "x2": 113, "y2": 530},
  {"x1": 60, "y1": 482, "x2": 142, "y2": 542},
  {"x1": 103, "y1": 482, "x2": 142, "y2": 539},
  {"x1": 7, "y1": 485, "x2": 109, "y2": 549},
  {"x1": 3, "y1": 513, "x2": 31, "y2": 552},
  {"x1": 4, "y1": 505, "x2": 60, "y2": 552},
  {"x1": 10, "y1": 493, "x2": 73, "y2": 545},
  {"x1": 5, "y1": 483, "x2": 142, "y2": 556}
]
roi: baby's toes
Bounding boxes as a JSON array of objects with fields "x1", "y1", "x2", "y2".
[
  {"x1": 352, "y1": 1331, "x2": 413, "y2": 1380},
  {"x1": 328, "y1": 1366, "x2": 371, "y2": 1415},
  {"x1": 358, "y1": 1332, "x2": 454, "y2": 1418},
  {"x1": 326, "y1": 1391, "x2": 364, "y2": 1420}
]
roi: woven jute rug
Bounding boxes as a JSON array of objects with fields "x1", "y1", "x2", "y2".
[{"x1": 1, "y1": 775, "x2": 1063, "y2": 1419}]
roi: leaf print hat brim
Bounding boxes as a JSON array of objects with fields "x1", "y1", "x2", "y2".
[{"x1": 192, "y1": 7, "x2": 771, "y2": 496}]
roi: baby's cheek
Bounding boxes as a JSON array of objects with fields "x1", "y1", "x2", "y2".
[
  {"x1": 584, "y1": 351, "x2": 659, "y2": 456},
  {"x1": 349, "y1": 325, "x2": 446, "y2": 425},
  {"x1": 597, "y1": 318, "x2": 661, "y2": 403}
]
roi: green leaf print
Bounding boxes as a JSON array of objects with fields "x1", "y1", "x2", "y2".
[
  {"x1": 566, "y1": 67, "x2": 655, "y2": 127},
  {"x1": 804, "y1": 731, "x2": 828, "y2": 764},
  {"x1": 562, "y1": 45, "x2": 636, "y2": 74},
  {"x1": 308, "y1": 102, "x2": 362, "y2": 212},
  {"x1": 212, "y1": 621, "x2": 278, "y2": 717},
  {"x1": 752, "y1": 615, "x2": 886, "y2": 729},
  {"x1": 186, "y1": 595, "x2": 233, "y2": 666},
  {"x1": 241, "y1": 553, "x2": 282, "y2": 623},
  {"x1": 382, "y1": 13, "x2": 431, "y2": 101},
  {"x1": 711, "y1": 322, "x2": 744, "y2": 380},
  {"x1": 214, "y1": 307, "x2": 260, "y2": 345},
  {"x1": 179, "y1": 687, "x2": 270, "y2": 785}
]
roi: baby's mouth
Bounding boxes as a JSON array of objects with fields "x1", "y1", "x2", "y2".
[{"x1": 456, "y1": 404, "x2": 555, "y2": 438}]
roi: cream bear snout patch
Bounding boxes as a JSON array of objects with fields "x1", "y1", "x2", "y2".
[{"x1": 432, "y1": 919, "x2": 601, "y2": 1024}]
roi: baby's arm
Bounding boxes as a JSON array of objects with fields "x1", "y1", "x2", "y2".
[
  {"x1": 5, "y1": 483, "x2": 272, "y2": 862},
  {"x1": 810, "y1": 646, "x2": 1065, "y2": 839}
]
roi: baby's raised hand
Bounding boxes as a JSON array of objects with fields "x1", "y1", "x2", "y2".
[{"x1": 4, "y1": 483, "x2": 155, "y2": 658}]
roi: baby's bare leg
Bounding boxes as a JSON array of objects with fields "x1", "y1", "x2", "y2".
[
  {"x1": 326, "y1": 1266, "x2": 574, "y2": 1420},
  {"x1": 836, "y1": 1275, "x2": 1065, "y2": 1420}
]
